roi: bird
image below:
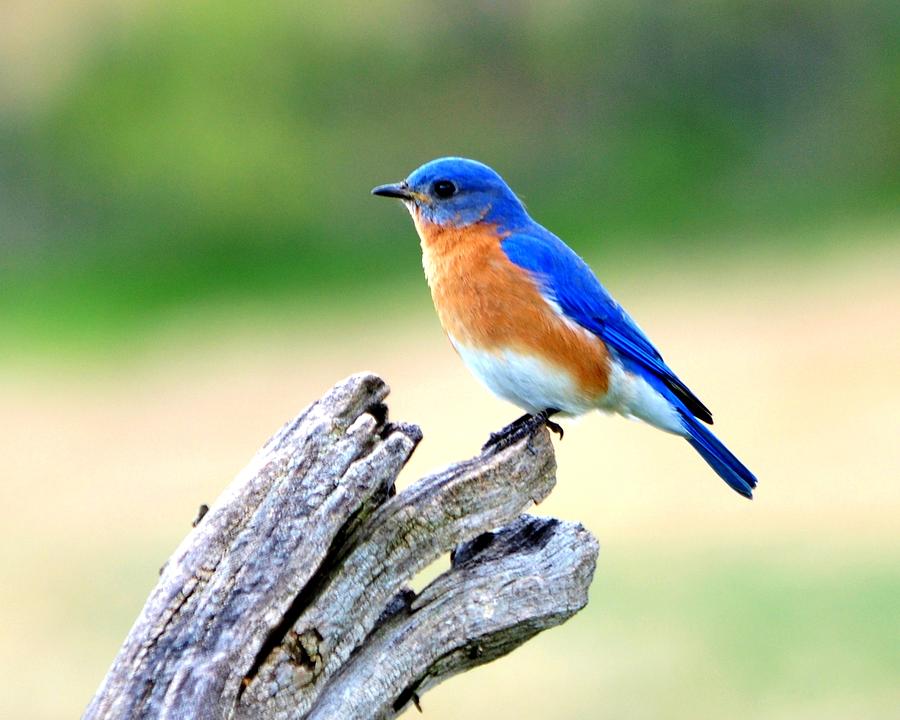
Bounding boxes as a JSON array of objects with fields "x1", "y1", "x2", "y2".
[{"x1": 372, "y1": 157, "x2": 757, "y2": 498}]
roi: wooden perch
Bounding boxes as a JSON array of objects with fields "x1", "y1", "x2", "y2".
[{"x1": 85, "y1": 373, "x2": 599, "y2": 720}]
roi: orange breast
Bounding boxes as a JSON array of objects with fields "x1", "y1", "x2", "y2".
[{"x1": 413, "y1": 214, "x2": 610, "y2": 397}]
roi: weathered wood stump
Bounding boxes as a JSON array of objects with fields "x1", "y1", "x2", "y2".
[{"x1": 85, "y1": 373, "x2": 599, "y2": 720}]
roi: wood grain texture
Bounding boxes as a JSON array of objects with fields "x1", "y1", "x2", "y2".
[{"x1": 84, "y1": 372, "x2": 599, "y2": 720}]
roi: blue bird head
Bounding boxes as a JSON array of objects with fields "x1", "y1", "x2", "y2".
[{"x1": 372, "y1": 157, "x2": 528, "y2": 230}]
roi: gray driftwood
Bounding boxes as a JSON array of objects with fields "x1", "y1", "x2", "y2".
[{"x1": 85, "y1": 373, "x2": 599, "y2": 720}]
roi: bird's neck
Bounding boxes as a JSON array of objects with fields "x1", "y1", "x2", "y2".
[{"x1": 411, "y1": 212, "x2": 501, "y2": 290}]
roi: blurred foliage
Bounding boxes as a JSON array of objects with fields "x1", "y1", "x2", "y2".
[{"x1": 1, "y1": 0, "x2": 898, "y2": 347}]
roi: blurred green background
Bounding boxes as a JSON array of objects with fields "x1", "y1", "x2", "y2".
[
  {"x1": 2, "y1": 1, "x2": 898, "y2": 718},
  {"x1": 4, "y1": 0, "x2": 897, "y2": 351}
]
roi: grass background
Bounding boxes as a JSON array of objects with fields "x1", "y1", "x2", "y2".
[{"x1": 1, "y1": 1, "x2": 898, "y2": 717}]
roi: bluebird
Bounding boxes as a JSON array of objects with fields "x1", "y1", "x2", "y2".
[{"x1": 372, "y1": 158, "x2": 757, "y2": 498}]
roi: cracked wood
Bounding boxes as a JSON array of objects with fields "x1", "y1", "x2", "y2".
[{"x1": 84, "y1": 372, "x2": 599, "y2": 720}]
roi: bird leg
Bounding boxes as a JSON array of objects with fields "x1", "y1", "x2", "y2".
[
  {"x1": 484, "y1": 412, "x2": 532, "y2": 447},
  {"x1": 482, "y1": 408, "x2": 563, "y2": 453}
]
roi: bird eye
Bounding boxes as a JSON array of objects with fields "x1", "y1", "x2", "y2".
[{"x1": 432, "y1": 180, "x2": 457, "y2": 199}]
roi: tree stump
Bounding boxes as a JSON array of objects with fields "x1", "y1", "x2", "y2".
[{"x1": 85, "y1": 373, "x2": 599, "y2": 720}]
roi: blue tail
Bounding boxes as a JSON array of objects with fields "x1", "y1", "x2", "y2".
[{"x1": 680, "y1": 411, "x2": 757, "y2": 499}]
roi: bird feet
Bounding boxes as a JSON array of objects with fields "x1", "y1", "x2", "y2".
[{"x1": 482, "y1": 408, "x2": 563, "y2": 453}]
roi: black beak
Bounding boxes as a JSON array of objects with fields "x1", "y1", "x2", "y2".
[{"x1": 371, "y1": 182, "x2": 412, "y2": 200}]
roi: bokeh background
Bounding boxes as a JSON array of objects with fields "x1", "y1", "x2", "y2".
[{"x1": 2, "y1": 1, "x2": 898, "y2": 718}]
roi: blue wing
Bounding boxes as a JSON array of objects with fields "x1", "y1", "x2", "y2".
[{"x1": 501, "y1": 229, "x2": 713, "y2": 424}]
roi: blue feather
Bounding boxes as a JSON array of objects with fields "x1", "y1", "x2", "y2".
[
  {"x1": 501, "y1": 230, "x2": 712, "y2": 422},
  {"x1": 500, "y1": 230, "x2": 672, "y2": 371},
  {"x1": 679, "y1": 410, "x2": 758, "y2": 498},
  {"x1": 501, "y1": 228, "x2": 757, "y2": 498}
]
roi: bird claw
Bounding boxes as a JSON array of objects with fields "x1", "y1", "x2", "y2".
[
  {"x1": 482, "y1": 409, "x2": 562, "y2": 453},
  {"x1": 482, "y1": 425, "x2": 530, "y2": 453},
  {"x1": 544, "y1": 418, "x2": 564, "y2": 440}
]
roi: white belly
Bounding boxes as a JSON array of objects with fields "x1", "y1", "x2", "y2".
[
  {"x1": 451, "y1": 336, "x2": 685, "y2": 435},
  {"x1": 600, "y1": 359, "x2": 685, "y2": 435},
  {"x1": 450, "y1": 338, "x2": 602, "y2": 415}
]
